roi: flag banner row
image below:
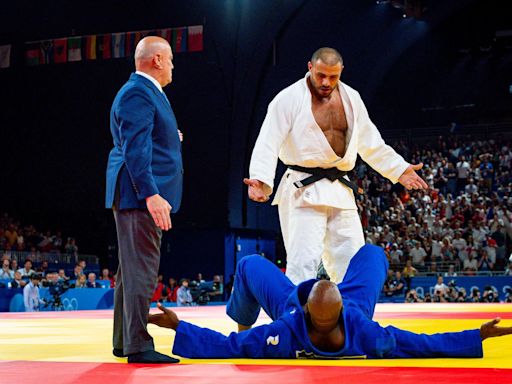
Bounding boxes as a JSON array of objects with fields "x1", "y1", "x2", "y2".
[{"x1": 23, "y1": 25, "x2": 203, "y2": 66}]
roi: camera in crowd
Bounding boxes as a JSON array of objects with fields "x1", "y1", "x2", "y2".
[
  {"x1": 505, "y1": 287, "x2": 512, "y2": 303},
  {"x1": 482, "y1": 285, "x2": 499, "y2": 303},
  {"x1": 188, "y1": 280, "x2": 210, "y2": 305},
  {"x1": 42, "y1": 278, "x2": 73, "y2": 310}
]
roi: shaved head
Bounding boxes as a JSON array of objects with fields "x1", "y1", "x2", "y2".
[
  {"x1": 311, "y1": 47, "x2": 343, "y2": 66},
  {"x1": 134, "y1": 36, "x2": 174, "y2": 87},
  {"x1": 135, "y1": 36, "x2": 171, "y2": 67},
  {"x1": 307, "y1": 280, "x2": 343, "y2": 332}
]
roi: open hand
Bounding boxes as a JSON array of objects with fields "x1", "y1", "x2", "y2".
[
  {"x1": 148, "y1": 303, "x2": 180, "y2": 330},
  {"x1": 398, "y1": 163, "x2": 428, "y2": 190},
  {"x1": 146, "y1": 194, "x2": 172, "y2": 231},
  {"x1": 243, "y1": 178, "x2": 269, "y2": 202},
  {"x1": 480, "y1": 317, "x2": 512, "y2": 340}
]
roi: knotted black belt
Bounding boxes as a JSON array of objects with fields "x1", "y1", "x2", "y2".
[{"x1": 287, "y1": 165, "x2": 363, "y2": 195}]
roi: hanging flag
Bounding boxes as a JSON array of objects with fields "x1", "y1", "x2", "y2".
[
  {"x1": 39, "y1": 40, "x2": 54, "y2": 64},
  {"x1": 172, "y1": 27, "x2": 188, "y2": 53},
  {"x1": 158, "y1": 28, "x2": 172, "y2": 44},
  {"x1": 134, "y1": 31, "x2": 142, "y2": 46},
  {"x1": 188, "y1": 25, "x2": 203, "y2": 52},
  {"x1": 68, "y1": 37, "x2": 82, "y2": 61},
  {"x1": 26, "y1": 42, "x2": 42, "y2": 65},
  {"x1": 112, "y1": 32, "x2": 125, "y2": 58},
  {"x1": 85, "y1": 35, "x2": 97, "y2": 60},
  {"x1": 101, "y1": 34, "x2": 112, "y2": 59},
  {"x1": 0, "y1": 44, "x2": 11, "y2": 68},
  {"x1": 140, "y1": 30, "x2": 153, "y2": 39},
  {"x1": 125, "y1": 31, "x2": 136, "y2": 57},
  {"x1": 53, "y1": 38, "x2": 68, "y2": 63}
]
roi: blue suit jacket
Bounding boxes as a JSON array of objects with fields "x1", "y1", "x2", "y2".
[{"x1": 105, "y1": 73, "x2": 183, "y2": 212}]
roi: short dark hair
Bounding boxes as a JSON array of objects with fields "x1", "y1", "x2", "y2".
[
  {"x1": 31, "y1": 274, "x2": 42, "y2": 281},
  {"x1": 311, "y1": 47, "x2": 343, "y2": 66}
]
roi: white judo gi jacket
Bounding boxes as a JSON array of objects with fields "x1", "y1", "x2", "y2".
[{"x1": 249, "y1": 73, "x2": 410, "y2": 209}]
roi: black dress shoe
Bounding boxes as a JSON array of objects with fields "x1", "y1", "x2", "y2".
[
  {"x1": 113, "y1": 348, "x2": 127, "y2": 358},
  {"x1": 127, "y1": 350, "x2": 180, "y2": 364}
]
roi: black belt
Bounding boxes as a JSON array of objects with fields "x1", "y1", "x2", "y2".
[{"x1": 287, "y1": 165, "x2": 363, "y2": 195}]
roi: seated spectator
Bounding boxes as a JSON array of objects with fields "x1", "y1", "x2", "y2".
[
  {"x1": 36, "y1": 260, "x2": 49, "y2": 277},
  {"x1": 504, "y1": 263, "x2": 512, "y2": 276},
  {"x1": 57, "y1": 268, "x2": 69, "y2": 282},
  {"x1": 17, "y1": 259, "x2": 35, "y2": 278},
  {"x1": 208, "y1": 275, "x2": 224, "y2": 302},
  {"x1": 10, "y1": 271, "x2": 26, "y2": 288},
  {"x1": 78, "y1": 259, "x2": 87, "y2": 273},
  {"x1": 100, "y1": 268, "x2": 115, "y2": 288},
  {"x1": 152, "y1": 275, "x2": 168, "y2": 302},
  {"x1": 0, "y1": 258, "x2": 14, "y2": 279},
  {"x1": 167, "y1": 277, "x2": 178, "y2": 302},
  {"x1": 75, "y1": 274, "x2": 87, "y2": 288},
  {"x1": 23, "y1": 274, "x2": 44, "y2": 312},
  {"x1": 69, "y1": 264, "x2": 83, "y2": 281},
  {"x1": 384, "y1": 270, "x2": 405, "y2": 297},
  {"x1": 86, "y1": 272, "x2": 101, "y2": 288},
  {"x1": 9, "y1": 259, "x2": 18, "y2": 274},
  {"x1": 176, "y1": 279, "x2": 193, "y2": 307}
]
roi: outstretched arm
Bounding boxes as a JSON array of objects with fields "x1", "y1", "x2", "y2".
[
  {"x1": 398, "y1": 163, "x2": 429, "y2": 190},
  {"x1": 149, "y1": 303, "x2": 296, "y2": 358},
  {"x1": 480, "y1": 317, "x2": 512, "y2": 340},
  {"x1": 148, "y1": 302, "x2": 180, "y2": 329},
  {"x1": 381, "y1": 317, "x2": 512, "y2": 359}
]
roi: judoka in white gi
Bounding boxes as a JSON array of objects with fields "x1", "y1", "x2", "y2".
[{"x1": 244, "y1": 47, "x2": 427, "y2": 284}]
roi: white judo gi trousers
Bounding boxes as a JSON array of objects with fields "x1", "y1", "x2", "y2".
[{"x1": 278, "y1": 195, "x2": 364, "y2": 285}]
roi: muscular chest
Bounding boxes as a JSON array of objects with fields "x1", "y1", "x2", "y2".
[{"x1": 311, "y1": 93, "x2": 348, "y2": 157}]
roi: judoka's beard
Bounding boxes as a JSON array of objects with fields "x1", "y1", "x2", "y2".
[{"x1": 309, "y1": 78, "x2": 337, "y2": 99}]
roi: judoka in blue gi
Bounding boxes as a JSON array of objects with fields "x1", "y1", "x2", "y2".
[{"x1": 149, "y1": 245, "x2": 512, "y2": 359}]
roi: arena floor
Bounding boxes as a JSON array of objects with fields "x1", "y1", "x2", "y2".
[{"x1": 0, "y1": 303, "x2": 511, "y2": 384}]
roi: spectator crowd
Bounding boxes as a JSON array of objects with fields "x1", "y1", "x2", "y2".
[
  {"x1": 2, "y1": 134, "x2": 511, "y2": 307},
  {"x1": 355, "y1": 135, "x2": 511, "y2": 276}
]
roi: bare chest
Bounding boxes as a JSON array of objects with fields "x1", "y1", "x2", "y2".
[{"x1": 311, "y1": 93, "x2": 348, "y2": 157}]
